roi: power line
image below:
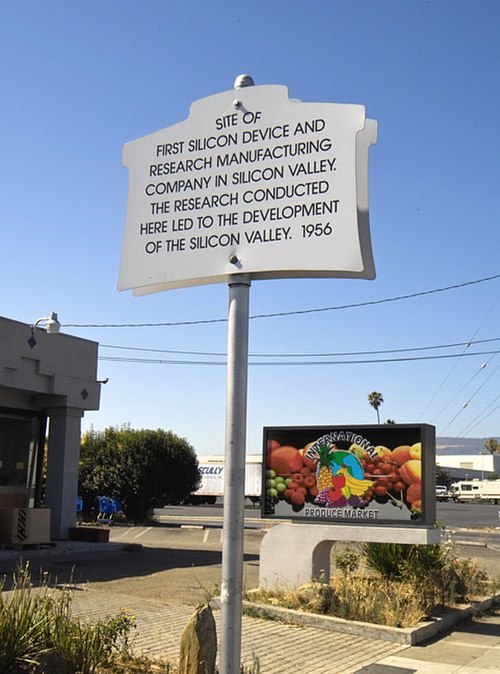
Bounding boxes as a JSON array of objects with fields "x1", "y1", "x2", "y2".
[
  {"x1": 429, "y1": 359, "x2": 491, "y2": 424},
  {"x1": 458, "y1": 393, "x2": 500, "y2": 436},
  {"x1": 438, "y1": 360, "x2": 500, "y2": 435},
  {"x1": 66, "y1": 272, "x2": 500, "y2": 328},
  {"x1": 248, "y1": 274, "x2": 500, "y2": 320},
  {"x1": 98, "y1": 336, "x2": 500, "y2": 359},
  {"x1": 439, "y1": 403, "x2": 470, "y2": 436},
  {"x1": 419, "y1": 293, "x2": 500, "y2": 420},
  {"x1": 98, "y1": 348, "x2": 500, "y2": 367},
  {"x1": 462, "y1": 402, "x2": 500, "y2": 436},
  {"x1": 101, "y1": 344, "x2": 226, "y2": 357},
  {"x1": 419, "y1": 342, "x2": 475, "y2": 420}
]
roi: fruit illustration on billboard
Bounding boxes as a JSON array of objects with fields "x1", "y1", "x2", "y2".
[{"x1": 264, "y1": 425, "x2": 434, "y2": 524}]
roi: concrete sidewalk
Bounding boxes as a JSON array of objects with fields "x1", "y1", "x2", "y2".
[
  {"x1": 69, "y1": 586, "x2": 405, "y2": 673},
  {"x1": 68, "y1": 583, "x2": 500, "y2": 674},
  {"x1": 1, "y1": 539, "x2": 499, "y2": 674}
]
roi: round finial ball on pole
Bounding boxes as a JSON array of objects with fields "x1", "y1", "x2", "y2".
[{"x1": 234, "y1": 74, "x2": 255, "y2": 89}]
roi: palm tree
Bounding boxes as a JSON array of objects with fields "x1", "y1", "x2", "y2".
[
  {"x1": 368, "y1": 391, "x2": 384, "y2": 424},
  {"x1": 484, "y1": 438, "x2": 499, "y2": 455}
]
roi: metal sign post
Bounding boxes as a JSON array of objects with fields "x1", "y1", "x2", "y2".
[{"x1": 220, "y1": 274, "x2": 251, "y2": 674}]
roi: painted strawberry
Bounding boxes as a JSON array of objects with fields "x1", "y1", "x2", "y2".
[{"x1": 327, "y1": 474, "x2": 346, "y2": 503}]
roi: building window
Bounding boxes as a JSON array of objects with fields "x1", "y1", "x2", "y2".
[{"x1": 0, "y1": 411, "x2": 43, "y2": 508}]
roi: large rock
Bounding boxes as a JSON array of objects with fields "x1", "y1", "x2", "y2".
[{"x1": 178, "y1": 603, "x2": 217, "y2": 674}]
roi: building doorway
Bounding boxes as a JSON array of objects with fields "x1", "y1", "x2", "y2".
[{"x1": 0, "y1": 408, "x2": 46, "y2": 509}]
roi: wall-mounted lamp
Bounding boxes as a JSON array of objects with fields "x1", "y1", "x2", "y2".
[
  {"x1": 33, "y1": 311, "x2": 61, "y2": 334},
  {"x1": 28, "y1": 311, "x2": 61, "y2": 348}
]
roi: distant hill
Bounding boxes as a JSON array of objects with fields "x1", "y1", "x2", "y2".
[{"x1": 436, "y1": 437, "x2": 500, "y2": 455}]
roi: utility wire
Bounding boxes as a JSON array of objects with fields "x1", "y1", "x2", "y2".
[
  {"x1": 98, "y1": 348, "x2": 500, "y2": 366},
  {"x1": 458, "y1": 393, "x2": 500, "y2": 436},
  {"x1": 430, "y1": 359, "x2": 491, "y2": 424},
  {"x1": 438, "y1": 360, "x2": 500, "y2": 435},
  {"x1": 439, "y1": 404, "x2": 470, "y2": 435},
  {"x1": 66, "y1": 272, "x2": 500, "y2": 328},
  {"x1": 98, "y1": 336, "x2": 500, "y2": 359},
  {"x1": 419, "y1": 292, "x2": 500, "y2": 420},
  {"x1": 462, "y1": 402, "x2": 500, "y2": 436},
  {"x1": 419, "y1": 342, "x2": 474, "y2": 420}
]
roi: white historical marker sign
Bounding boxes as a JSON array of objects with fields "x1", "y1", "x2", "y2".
[
  {"x1": 118, "y1": 79, "x2": 378, "y2": 674},
  {"x1": 118, "y1": 84, "x2": 377, "y2": 294}
]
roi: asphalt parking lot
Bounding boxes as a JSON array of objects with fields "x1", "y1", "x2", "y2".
[
  {"x1": 0, "y1": 525, "x2": 263, "y2": 605},
  {"x1": 2, "y1": 522, "x2": 498, "y2": 601}
]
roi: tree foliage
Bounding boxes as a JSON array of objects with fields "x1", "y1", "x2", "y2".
[
  {"x1": 367, "y1": 391, "x2": 384, "y2": 424},
  {"x1": 78, "y1": 425, "x2": 200, "y2": 520},
  {"x1": 436, "y1": 465, "x2": 451, "y2": 487},
  {"x1": 484, "y1": 438, "x2": 500, "y2": 455}
]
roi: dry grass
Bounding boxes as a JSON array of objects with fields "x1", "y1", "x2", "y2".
[
  {"x1": 96, "y1": 655, "x2": 260, "y2": 674},
  {"x1": 96, "y1": 655, "x2": 179, "y2": 673},
  {"x1": 245, "y1": 577, "x2": 429, "y2": 628},
  {"x1": 244, "y1": 542, "x2": 495, "y2": 629}
]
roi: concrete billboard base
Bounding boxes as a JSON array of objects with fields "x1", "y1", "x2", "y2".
[{"x1": 259, "y1": 522, "x2": 442, "y2": 590}]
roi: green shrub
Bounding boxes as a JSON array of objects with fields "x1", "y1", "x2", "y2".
[
  {"x1": 245, "y1": 542, "x2": 493, "y2": 628},
  {"x1": 47, "y1": 605, "x2": 135, "y2": 674},
  {"x1": 333, "y1": 545, "x2": 360, "y2": 574},
  {"x1": 447, "y1": 557, "x2": 490, "y2": 602},
  {"x1": 79, "y1": 426, "x2": 200, "y2": 520},
  {"x1": 362, "y1": 542, "x2": 411, "y2": 579},
  {"x1": 0, "y1": 563, "x2": 136, "y2": 674},
  {"x1": 0, "y1": 564, "x2": 51, "y2": 672},
  {"x1": 362, "y1": 542, "x2": 447, "y2": 578},
  {"x1": 0, "y1": 564, "x2": 260, "y2": 674},
  {"x1": 361, "y1": 542, "x2": 490, "y2": 609}
]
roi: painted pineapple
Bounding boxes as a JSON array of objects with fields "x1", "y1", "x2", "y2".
[{"x1": 316, "y1": 444, "x2": 334, "y2": 490}]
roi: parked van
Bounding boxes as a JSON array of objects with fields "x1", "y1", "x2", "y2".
[{"x1": 435, "y1": 485, "x2": 450, "y2": 501}]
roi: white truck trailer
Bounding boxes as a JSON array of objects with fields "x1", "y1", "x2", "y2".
[
  {"x1": 187, "y1": 455, "x2": 262, "y2": 505},
  {"x1": 450, "y1": 479, "x2": 500, "y2": 504}
]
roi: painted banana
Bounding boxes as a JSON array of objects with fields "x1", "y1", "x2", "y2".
[{"x1": 338, "y1": 467, "x2": 372, "y2": 496}]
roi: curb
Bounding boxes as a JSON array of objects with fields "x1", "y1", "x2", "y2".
[
  {"x1": 0, "y1": 541, "x2": 142, "y2": 561},
  {"x1": 211, "y1": 592, "x2": 500, "y2": 646}
]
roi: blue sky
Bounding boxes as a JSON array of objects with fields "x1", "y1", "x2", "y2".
[{"x1": 1, "y1": 1, "x2": 500, "y2": 455}]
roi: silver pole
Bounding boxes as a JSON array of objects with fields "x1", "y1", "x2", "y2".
[{"x1": 220, "y1": 273, "x2": 251, "y2": 674}]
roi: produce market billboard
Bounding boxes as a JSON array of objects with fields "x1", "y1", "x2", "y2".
[
  {"x1": 119, "y1": 84, "x2": 377, "y2": 294},
  {"x1": 262, "y1": 424, "x2": 436, "y2": 526}
]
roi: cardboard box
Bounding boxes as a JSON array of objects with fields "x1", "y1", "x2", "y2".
[{"x1": 0, "y1": 508, "x2": 51, "y2": 545}]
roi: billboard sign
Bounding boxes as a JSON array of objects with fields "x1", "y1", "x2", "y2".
[
  {"x1": 263, "y1": 424, "x2": 436, "y2": 526},
  {"x1": 119, "y1": 84, "x2": 377, "y2": 294}
]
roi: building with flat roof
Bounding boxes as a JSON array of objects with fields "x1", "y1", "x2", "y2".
[
  {"x1": 436, "y1": 453, "x2": 500, "y2": 481},
  {"x1": 0, "y1": 315, "x2": 100, "y2": 539}
]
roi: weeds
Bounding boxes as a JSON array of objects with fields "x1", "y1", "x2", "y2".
[
  {"x1": 96, "y1": 654, "x2": 261, "y2": 674},
  {"x1": 240, "y1": 655, "x2": 260, "y2": 673},
  {"x1": 0, "y1": 564, "x2": 51, "y2": 672},
  {"x1": 194, "y1": 578, "x2": 221, "y2": 605},
  {"x1": 333, "y1": 545, "x2": 360, "y2": 575},
  {"x1": 0, "y1": 564, "x2": 261, "y2": 674},
  {"x1": 0, "y1": 563, "x2": 136, "y2": 674},
  {"x1": 97, "y1": 656, "x2": 181, "y2": 673},
  {"x1": 1, "y1": 542, "x2": 491, "y2": 672},
  {"x1": 244, "y1": 542, "x2": 494, "y2": 629},
  {"x1": 48, "y1": 607, "x2": 135, "y2": 674}
]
